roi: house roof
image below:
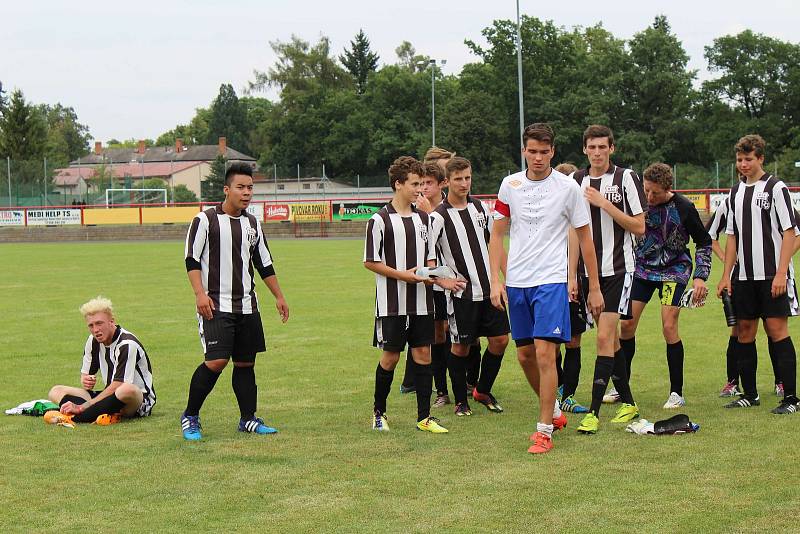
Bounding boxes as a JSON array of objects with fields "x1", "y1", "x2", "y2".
[
  {"x1": 55, "y1": 161, "x2": 203, "y2": 182},
  {"x1": 71, "y1": 145, "x2": 255, "y2": 165}
]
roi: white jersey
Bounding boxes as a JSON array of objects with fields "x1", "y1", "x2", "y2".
[{"x1": 494, "y1": 169, "x2": 590, "y2": 288}]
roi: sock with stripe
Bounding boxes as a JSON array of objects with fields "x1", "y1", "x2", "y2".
[
  {"x1": 447, "y1": 352, "x2": 468, "y2": 404},
  {"x1": 767, "y1": 337, "x2": 782, "y2": 386},
  {"x1": 611, "y1": 349, "x2": 635, "y2": 405},
  {"x1": 431, "y1": 342, "x2": 449, "y2": 396},
  {"x1": 772, "y1": 337, "x2": 797, "y2": 400},
  {"x1": 374, "y1": 363, "x2": 394, "y2": 414},
  {"x1": 232, "y1": 365, "x2": 257, "y2": 420},
  {"x1": 562, "y1": 347, "x2": 581, "y2": 398},
  {"x1": 589, "y1": 356, "x2": 614, "y2": 416},
  {"x1": 476, "y1": 349, "x2": 504, "y2": 395},
  {"x1": 620, "y1": 336, "x2": 636, "y2": 380},
  {"x1": 666, "y1": 340, "x2": 684, "y2": 396},
  {"x1": 737, "y1": 341, "x2": 758, "y2": 400},
  {"x1": 72, "y1": 393, "x2": 126, "y2": 423},
  {"x1": 185, "y1": 362, "x2": 222, "y2": 416},
  {"x1": 726, "y1": 336, "x2": 739, "y2": 384},
  {"x1": 414, "y1": 362, "x2": 434, "y2": 422}
]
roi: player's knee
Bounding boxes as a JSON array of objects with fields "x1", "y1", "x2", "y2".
[
  {"x1": 620, "y1": 320, "x2": 636, "y2": 339},
  {"x1": 488, "y1": 336, "x2": 508, "y2": 354},
  {"x1": 596, "y1": 331, "x2": 614, "y2": 352},
  {"x1": 205, "y1": 359, "x2": 228, "y2": 373},
  {"x1": 48, "y1": 385, "x2": 66, "y2": 403},
  {"x1": 662, "y1": 322, "x2": 679, "y2": 340},
  {"x1": 115, "y1": 383, "x2": 140, "y2": 402}
]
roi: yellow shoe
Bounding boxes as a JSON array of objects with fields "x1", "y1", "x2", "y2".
[
  {"x1": 43, "y1": 410, "x2": 75, "y2": 429},
  {"x1": 610, "y1": 403, "x2": 640, "y2": 423},
  {"x1": 576, "y1": 412, "x2": 599, "y2": 434},
  {"x1": 95, "y1": 413, "x2": 122, "y2": 426},
  {"x1": 416, "y1": 416, "x2": 449, "y2": 433}
]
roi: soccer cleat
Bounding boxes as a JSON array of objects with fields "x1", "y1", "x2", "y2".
[
  {"x1": 416, "y1": 416, "x2": 449, "y2": 433},
  {"x1": 577, "y1": 413, "x2": 599, "y2": 434},
  {"x1": 556, "y1": 384, "x2": 564, "y2": 402},
  {"x1": 662, "y1": 392, "x2": 686, "y2": 410},
  {"x1": 527, "y1": 432, "x2": 554, "y2": 454},
  {"x1": 724, "y1": 396, "x2": 760, "y2": 408},
  {"x1": 472, "y1": 389, "x2": 504, "y2": 413},
  {"x1": 399, "y1": 384, "x2": 416, "y2": 394},
  {"x1": 610, "y1": 403, "x2": 640, "y2": 423},
  {"x1": 372, "y1": 410, "x2": 389, "y2": 431},
  {"x1": 775, "y1": 383, "x2": 785, "y2": 398},
  {"x1": 454, "y1": 402, "x2": 472, "y2": 417},
  {"x1": 602, "y1": 387, "x2": 621, "y2": 404},
  {"x1": 94, "y1": 412, "x2": 122, "y2": 425},
  {"x1": 43, "y1": 410, "x2": 75, "y2": 429},
  {"x1": 552, "y1": 412, "x2": 568, "y2": 431},
  {"x1": 433, "y1": 394, "x2": 451, "y2": 408},
  {"x1": 771, "y1": 398, "x2": 798, "y2": 414},
  {"x1": 238, "y1": 416, "x2": 278, "y2": 435},
  {"x1": 719, "y1": 380, "x2": 740, "y2": 397},
  {"x1": 181, "y1": 412, "x2": 202, "y2": 441},
  {"x1": 560, "y1": 395, "x2": 590, "y2": 414}
]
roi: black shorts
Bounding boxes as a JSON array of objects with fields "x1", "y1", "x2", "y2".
[
  {"x1": 433, "y1": 290, "x2": 447, "y2": 321},
  {"x1": 732, "y1": 279, "x2": 793, "y2": 320},
  {"x1": 630, "y1": 278, "x2": 686, "y2": 307},
  {"x1": 373, "y1": 315, "x2": 434, "y2": 352},
  {"x1": 198, "y1": 311, "x2": 266, "y2": 361},
  {"x1": 569, "y1": 276, "x2": 593, "y2": 336},
  {"x1": 448, "y1": 297, "x2": 510, "y2": 345},
  {"x1": 599, "y1": 273, "x2": 633, "y2": 319}
]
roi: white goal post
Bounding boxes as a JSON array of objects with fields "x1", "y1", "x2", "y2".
[{"x1": 105, "y1": 188, "x2": 168, "y2": 207}]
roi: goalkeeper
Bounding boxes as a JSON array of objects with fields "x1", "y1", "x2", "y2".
[{"x1": 619, "y1": 163, "x2": 712, "y2": 409}]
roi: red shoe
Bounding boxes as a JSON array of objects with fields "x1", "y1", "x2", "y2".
[
  {"x1": 527, "y1": 432, "x2": 553, "y2": 454},
  {"x1": 553, "y1": 412, "x2": 567, "y2": 431}
]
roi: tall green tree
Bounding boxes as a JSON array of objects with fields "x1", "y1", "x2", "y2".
[
  {"x1": 0, "y1": 89, "x2": 47, "y2": 161},
  {"x1": 340, "y1": 29, "x2": 379, "y2": 94},
  {"x1": 39, "y1": 103, "x2": 91, "y2": 164},
  {"x1": 206, "y1": 84, "x2": 249, "y2": 153},
  {"x1": 201, "y1": 155, "x2": 226, "y2": 202},
  {"x1": 394, "y1": 41, "x2": 430, "y2": 72}
]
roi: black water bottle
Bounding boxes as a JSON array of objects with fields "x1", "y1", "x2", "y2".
[{"x1": 721, "y1": 288, "x2": 736, "y2": 327}]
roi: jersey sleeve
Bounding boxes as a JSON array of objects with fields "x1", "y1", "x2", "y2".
[
  {"x1": 425, "y1": 214, "x2": 437, "y2": 263},
  {"x1": 567, "y1": 180, "x2": 591, "y2": 229},
  {"x1": 364, "y1": 214, "x2": 384, "y2": 262},
  {"x1": 681, "y1": 198, "x2": 713, "y2": 281},
  {"x1": 80, "y1": 336, "x2": 98, "y2": 375},
  {"x1": 494, "y1": 180, "x2": 511, "y2": 219},
  {"x1": 251, "y1": 220, "x2": 275, "y2": 279},
  {"x1": 112, "y1": 342, "x2": 140, "y2": 383},
  {"x1": 725, "y1": 194, "x2": 736, "y2": 236},
  {"x1": 624, "y1": 170, "x2": 646, "y2": 216},
  {"x1": 185, "y1": 212, "x2": 208, "y2": 271},
  {"x1": 429, "y1": 212, "x2": 445, "y2": 260},
  {"x1": 705, "y1": 201, "x2": 728, "y2": 241},
  {"x1": 774, "y1": 182, "x2": 796, "y2": 232}
]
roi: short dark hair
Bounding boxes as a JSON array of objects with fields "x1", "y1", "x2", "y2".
[
  {"x1": 643, "y1": 163, "x2": 673, "y2": 190},
  {"x1": 422, "y1": 162, "x2": 445, "y2": 183},
  {"x1": 522, "y1": 123, "x2": 555, "y2": 147},
  {"x1": 583, "y1": 125, "x2": 614, "y2": 147},
  {"x1": 388, "y1": 156, "x2": 424, "y2": 191},
  {"x1": 445, "y1": 156, "x2": 471, "y2": 178},
  {"x1": 225, "y1": 162, "x2": 254, "y2": 186},
  {"x1": 734, "y1": 134, "x2": 766, "y2": 158}
]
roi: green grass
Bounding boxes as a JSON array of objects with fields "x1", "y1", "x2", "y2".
[{"x1": 1, "y1": 239, "x2": 799, "y2": 533}]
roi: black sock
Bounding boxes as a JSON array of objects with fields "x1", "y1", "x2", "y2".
[
  {"x1": 401, "y1": 350, "x2": 415, "y2": 389},
  {"x1": 562, "y1": 347, "x2": 581, "y2": 399},
  {"x1": 414, "y1": 362, "x2": 434, "y2": 421},
  {"x1": 556, "y1": 346, "x2": 564, "y2": 388},
  {"x1": 232, "y1": 366, "x2": 257, "y2": 420},
  {"x1": 374, "y1": 363, "x2": 394, "y2": 414},
  {"x1": 726, "y1": 336, "x2": 739, "y2": 383},
  {"x1": 58, "y1": 394, "x2": 87, "y2": 407},
  {"x1": 73, "y1": 393, "x2": 126, "y2": 423},
  {"x1": 620, "y1": 337, "x2": 636, "y2": 380},
  {"x1": 767, "y1": 337, "x2": 782, "y2": 385},
  {"x1": 611, "y1": 349, "x2": 635, "y2": 405},
  {"x1": 666, "y1": 340, "x2": 684, "y2": 396},
  {"x1": 772, "y1": 337, "x2": 797, "y2": 400},
  {"x1": 590, "y1": 356, "x2": 614, "y2": 416},
  {"x1": 737, "y1": 341, "x2": 758, "y2": 400},
  {"x1": 185, "y1": 362, "x2": 222, "y2": 416},
  {"x1": 477, "y1": 349, "x2": 504, "y2": 395},
  {"x1": 447, "y1": 352, "x2": 468, "y2": 404},
  {"x1": 431, "y1": 342, "x2": 449, "y2": 396},
  {"x1": 467, "y1": 343, "x2": 481, "y2": 386}
]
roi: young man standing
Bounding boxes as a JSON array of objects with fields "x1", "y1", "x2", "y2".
[
  {"x1": 489, "y1": 123, "x2": 603, "y2": 454},
  {"x1": 430, "y1": 157, "x2": 510, "y2": 417},
  {"x1": 364, "y1": 156, "x2": 463, "y2": 433},
  {"x1": 716, "y1": 134, "x2": 799, "y2": 414},
  {"x1": 571, "y1": 124, "x2": 646, "y2": 434},
  {"x1": 181, "y1": 162, "x2": 290, "y2": 441}
]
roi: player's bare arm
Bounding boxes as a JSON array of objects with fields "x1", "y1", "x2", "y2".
[
  {"x1": 364, "y1": 261, "x2": 426, "y2": 284},
  {"x1": 772, "y1": 228, "x2": 795, "y2": 297},
  {"x1": 61, "y1": 380, "x2": 125, "y2": 415},
  {"x1": 188, "y1": 269, "x2": 214, "y2": 320},
  {"x1": 489, "y1": 216, "x2": 509, "y2": 310},
  {"x1": 575, "y1": 224, "x2": 604, "y2": 317},
  {"x1": 567, "y1": 227, "x2": 579, "y2": 301},
  {"x1": 584, "y1": 187, "x2": 645, "y2": 236},
  {"x1": 717, "y1": 234, "x2": 737, "y2": 297},
  {"x1": 263, "y1": 275, "x2": 289, "y2": 323}
]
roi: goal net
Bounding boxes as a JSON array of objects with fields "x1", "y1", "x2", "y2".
[{"x1": 105, "y1": 188, "x2": 168, "y2": 207}]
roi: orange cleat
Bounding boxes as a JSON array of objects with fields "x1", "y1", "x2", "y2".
[
  {"x1": 94, "y1": 413, "x2": 122, "y2": 426},
  {"x1": 527, "y1": 432, "x2": 553, "y2": 454},
  {"x1": 43, "y1": 410, "x2": 75, "y2": 428}
]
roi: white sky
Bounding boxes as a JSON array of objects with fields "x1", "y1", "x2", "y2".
[{"x1": 2, "y1": 0, "x2": 797, "y2": 144}]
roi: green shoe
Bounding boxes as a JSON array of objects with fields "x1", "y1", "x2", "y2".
[
  {"x1": 610, "y1": 402, "x2": 640, "y2": 423},
  {"x1": 576, "y1": 412, "x2": 599, "y2": 434}
]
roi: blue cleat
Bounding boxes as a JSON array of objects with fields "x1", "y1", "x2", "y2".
[
  {"x1": 238, "y1": 416, "x2": 278, "y2": 435},
  {"x1": 181, "y1": 412, "x2": 202, "y2": 441}
]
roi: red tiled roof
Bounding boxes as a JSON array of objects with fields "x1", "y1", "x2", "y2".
[{"x1": 55, "y1": 161, "x2": 202, "y2": 182}]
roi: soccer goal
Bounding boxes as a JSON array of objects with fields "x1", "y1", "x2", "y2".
[{"x1": 105, "y1": 188, "x2": 168, "y2": 207}]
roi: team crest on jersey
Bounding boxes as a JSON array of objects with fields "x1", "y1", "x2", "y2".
[
  {"x1": 418, "y1": 223, "x2": 428, "y2": 241},
  {"x1": 474, "y1": 211, "x2": 487, "y2": 229},
  {"x1": 754, "y1": 192, "x2": 771, "y2": 210},
  {"x1": 603, "y1": 184, "x2": 622, "y2": 204},
  {"x1": 246, "y1": 227, "x2": 258, "y2": 246},
  {"x1": 509, "y1": 180, "x2": 522, "y2": 188}
]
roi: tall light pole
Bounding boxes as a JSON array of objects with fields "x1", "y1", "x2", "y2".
[
  {"x1": 419, "y1": 58, "x2": 446, "y2": 147},
  {"x1": 516, "y1": 0, "x2": 525, "y2": 171}
]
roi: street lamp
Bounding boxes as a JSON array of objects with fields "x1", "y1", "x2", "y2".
[{"x1": 418, "y1": 58, "x2": 447, "y2": 147}]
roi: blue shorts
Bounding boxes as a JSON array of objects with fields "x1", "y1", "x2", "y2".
[{"x1": 506, "y1": 283, "x2": 571, "y2": 345}]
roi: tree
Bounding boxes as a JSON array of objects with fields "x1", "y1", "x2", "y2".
[
  {"x1": 395, "y1": 41, "x2": 429, "y2": 72},
  {"x1": 172, "y1": 184, "x2": 199, "y2": 203},
  {"x1": 39, "y1": 103, "x2": 91, "y2": 164},
  {"x1": 206, "y1": 84, "x2": 249, "y2": 153},
  {"x1": 156, "y1": 108, "x2": 211, "y2": 146},
  {"x1": 0, "y1": 89, "x2": 47, "y2": 161},
  {"x1": 340, "y1": 29, "x2": 379, "y2": 94},
  {"x1": 201, "y1": 155, "x2": 226, "y2": 202}
]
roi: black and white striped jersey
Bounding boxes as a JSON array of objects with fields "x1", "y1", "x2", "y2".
[
  {"x1": 706, "y1": 196, "x2": 730, "y2": 241},
  {"x1": 430, "y1": 196, "x2": 492, "y2": 301},
  {"x1": 81, "y1": 326, "x2": 156, "y2": 412},
  {"x1": 726, "y1": 174, "x2": 797, "y2": 281},
  {"x1": 572, "y1": 165, "x2": 646, "y2": 277},
  {"x1": 185, "y1": 204, "x2": 274, "y2": 314},
  {"x1": 364, "y1": 203, "x2": 436, "y2": 317}
]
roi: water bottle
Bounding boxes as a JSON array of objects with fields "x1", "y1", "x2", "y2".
[{"x1": 721, "y1": 289, "x2": 736, "y2": 326}]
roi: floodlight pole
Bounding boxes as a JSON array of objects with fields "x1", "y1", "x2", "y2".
[{"x1": 516, "y1": 0, "x2": 525, "y2": 171}]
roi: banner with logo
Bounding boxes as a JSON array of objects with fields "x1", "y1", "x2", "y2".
[
  {"x1": 26, "y1": 209, "x2": 82, "y2": 226},
  {"x1": 245, "y1": 204, "x2": 262, "y2": 220},
  {"x1": 683, "y1": 193, "x2": 707, "y2": 211},
  {"x1": 0, "y1": 210, "x2": 25, "y2": 226},
  {"x1": 333, "y1": 202, "x2": 384, "y2": 221},
  {"x1": 265, "y1": 204, "x2": 290, "y2": 222},
  {"x1": 290, "y1": 202, "x2": 331, "y2": 222}
]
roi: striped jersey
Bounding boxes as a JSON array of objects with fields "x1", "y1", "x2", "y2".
[
  {"x1": 364, "y1": 203, "x2": 436, "y2": 317},
  {"x1": 572, "y1": 165, "x2": 646, "y2": 276},
  {"x1": 429, "y1": 196, "x2": 493, "y2": 301},
  {"x1": 81, "y1": 326, "x2": 156, "y2": 413},
  {"x1": 185, "y1": 204, "x2": 274, "y2": 314},
  {"x1": 706, "y1": 196, "x2": 730, "y2": 241},
  {"x1": 725, "y1": 174, "x2": 797, "y2": 281}
]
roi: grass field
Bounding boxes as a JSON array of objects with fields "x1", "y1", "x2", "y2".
[{"x1": 1, "y1": 239, "x2": 799, "y2": 533}]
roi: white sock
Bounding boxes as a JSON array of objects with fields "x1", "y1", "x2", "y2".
[
  {"x1": 537, "y1": 422, "x2": 554, "y2": 437},
  {"x1": 553, "y1": 398, "x2": 562, "y2": 418}
]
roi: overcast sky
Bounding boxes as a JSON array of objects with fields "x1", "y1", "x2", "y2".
[{"x1": 2, "y1": 0, "x2": 797, "y2": 144}]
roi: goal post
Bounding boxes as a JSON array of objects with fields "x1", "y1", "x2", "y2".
[{"x1": 105, "y1": 188, "x2": 168, "y2": 207}]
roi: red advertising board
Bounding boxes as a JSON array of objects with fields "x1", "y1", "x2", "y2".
[{"x1": 265, "y1": 204, "x2": 290, "y2": 221}]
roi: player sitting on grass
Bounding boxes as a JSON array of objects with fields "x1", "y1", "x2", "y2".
[{"x1": 47, "y1": 296, "x2": 155, "y2": 425}]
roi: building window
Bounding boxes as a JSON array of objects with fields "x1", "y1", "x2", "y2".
[
  {"x1": 317, "y1": 184, "x2": 324, "y2": 189},
  {"x1": 277, "y1": 184, "x2": 285, "y2": 190},
  {"x1": 302, "y1": 184, "x2": 310, "y2": 190}
]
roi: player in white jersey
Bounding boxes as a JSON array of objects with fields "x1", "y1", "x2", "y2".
[
  {"x1": 489, "y1": 123, "x2": 603, "y2": 454},
  {"x1": 47, "y1": 296, "x2": 155, "y2": 425}
]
